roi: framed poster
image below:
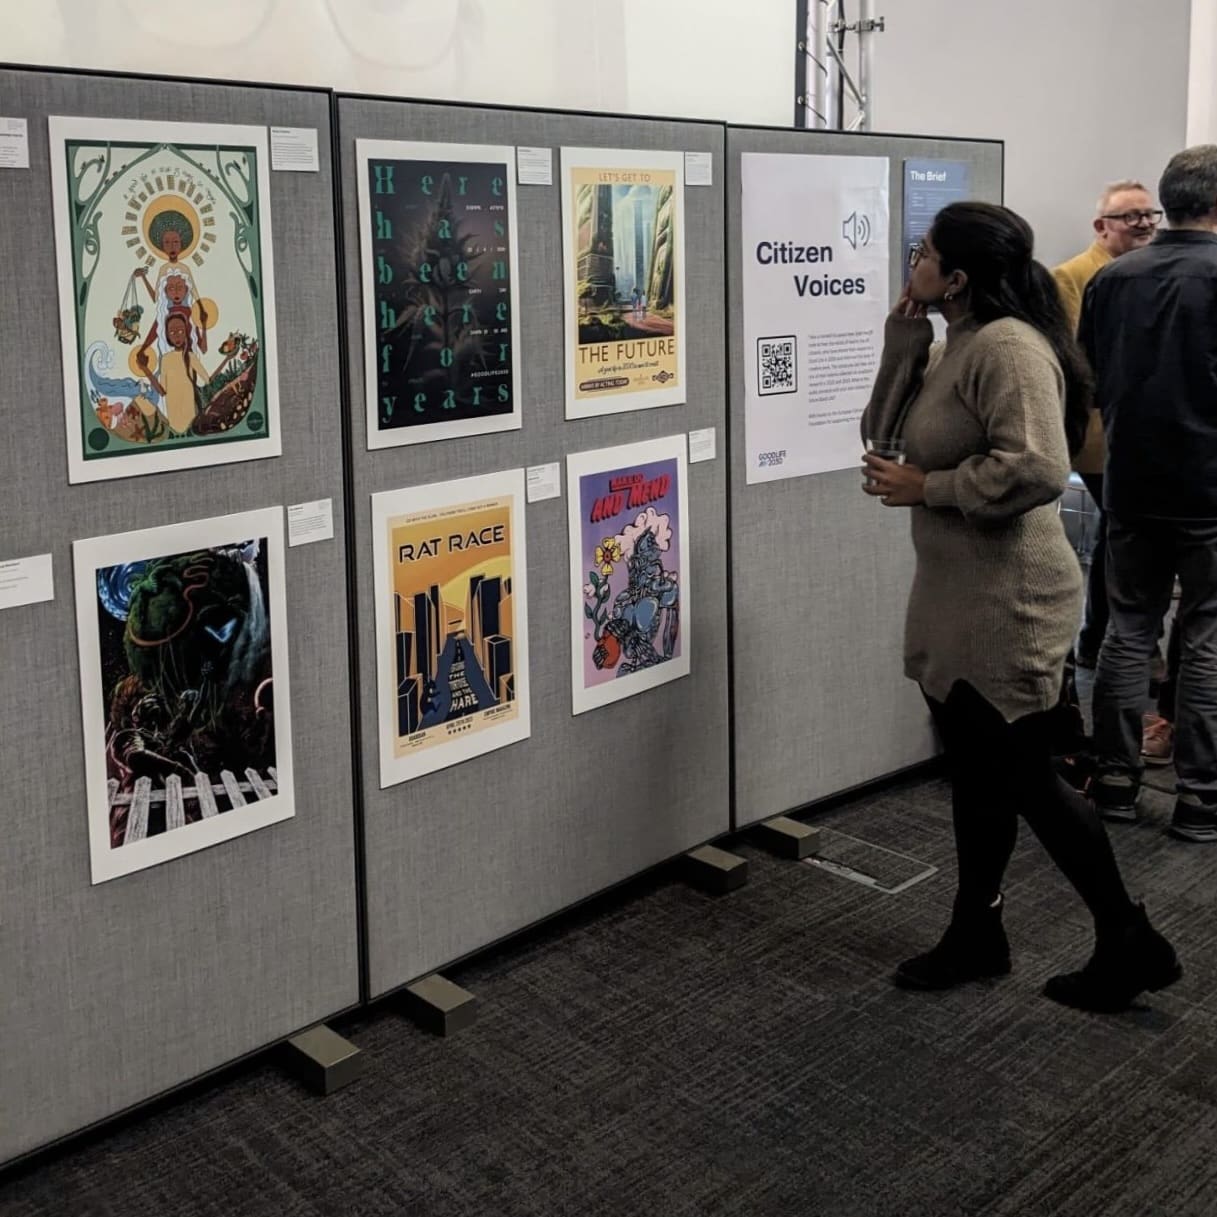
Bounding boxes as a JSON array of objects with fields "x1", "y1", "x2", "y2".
[
  {"x1": 357, "y1": 139, "x2": 521, "y2": 449},
  {"x1": 741, "y1": 152, "x2": 890, "y2": 483},
  {"x1": 566, "y1": 435, "x2": 690, "y2": 715},
  {"x1": 50, "y1": 116, "x2": 280, "y2": 484},
  {"x1": 371, "y1": 469, "x2": 531, "y2": 787},
  {"x1": 73, "y1": 507, "x2": 294, "y2": 884},
  {"x1": 560, "y1": 147, "x2": 686, "y2": 419}
]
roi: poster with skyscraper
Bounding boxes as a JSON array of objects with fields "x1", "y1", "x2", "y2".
[
  {"x1": 371, "y1": 470, "x2": 530, "y2": 787},
  {"x1": 356, "y1": 139, "x2": 521, "y2": 449},
  {"x1": 560, "y1": 147, "x2": 686, "y2": 419}
]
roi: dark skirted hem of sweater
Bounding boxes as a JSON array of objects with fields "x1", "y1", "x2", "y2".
[{"x1": 862, "y1": 313, "x2": 1083, "y2": 723}]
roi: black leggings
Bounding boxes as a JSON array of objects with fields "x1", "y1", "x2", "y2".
[{"x1": 925, "y1": 682, "x2": 1134, "y2": 931}]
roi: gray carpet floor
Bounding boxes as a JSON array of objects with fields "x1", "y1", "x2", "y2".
[{"x1": 4, "y1": 768, "x2": 1216, "y2": 1217}]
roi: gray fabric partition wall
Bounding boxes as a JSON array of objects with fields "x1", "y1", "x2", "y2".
[
  {"x1": 0, "y1": 70, "x2": 359, "y2": 1165},
  {"x1": 726, "y1": 128, "x2": 1003, "y2": 829},
  {"x1": 336, "y1": 98, "x2": 730, "y2": 999}
]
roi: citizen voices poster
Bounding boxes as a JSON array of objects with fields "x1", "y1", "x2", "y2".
[
  {"x1": 372, "y1": 470, "x2": 530, "y2": 786},
  {"x1": 50, "y1": 116, "x2": 280, "y2": 484},
  {"x1": 567, "y1": 435, "x2": 690, "y2": 715},
  {"x1": 741, "y1": 152, "x2": 890, "y2": 483},
  {"x1": 561, "y1": 147, "x2": 685, "y2": 419}
]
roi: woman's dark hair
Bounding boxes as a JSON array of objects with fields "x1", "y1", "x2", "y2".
[{"x1": 930, "y1": 202, "x2": 1092, "y2": 456}]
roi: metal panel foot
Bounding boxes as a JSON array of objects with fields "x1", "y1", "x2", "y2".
[
  {"x1": 754, "y1": 815, "x2": 821, "y2": 860},
  {"x1": 402, "y1": 974, "x2": 478, "y2": 1037},
  {"x1": 682, "y1": 844, "x2": 749, "y2": 894},
  {"x1": 282, "y1": 1024, "x2": 364, "y2": 1096}
]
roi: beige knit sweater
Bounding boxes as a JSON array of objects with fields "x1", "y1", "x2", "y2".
[{"x1": 862, "y1": 314, "x2": 1083, "y2": 722}]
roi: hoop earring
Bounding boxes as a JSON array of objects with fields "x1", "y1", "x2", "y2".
[{"x1": 944, "y1": 291, "x2": 955, "y2": 301}]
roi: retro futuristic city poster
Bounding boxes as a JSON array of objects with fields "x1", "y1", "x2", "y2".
[
  {"x1": 50, "y1": 117, "x2": 280, "y2": 483},
  {"x1": 357, "y1": 139, "x2": 521, "y2": 449},
  {"x1": 566, "y1": 435, "x2": 690, "y2": 714},
  {"x1": 73, "y1": 507, "x2": 294, "y2": 883},
  {"x1": 372, "y1": 470, "x2": 531, "y2": 786},
  {"x1": 560, "y1": 147, "x2": 686, "y2": 419}
]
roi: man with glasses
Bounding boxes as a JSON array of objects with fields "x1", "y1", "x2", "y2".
[
  {"x1": 1053, "y1": 182, "x2": 1162, "y2": 671},
  {"x1": 1081, "y1": 147, "x2": 1217, "y2": 841}
]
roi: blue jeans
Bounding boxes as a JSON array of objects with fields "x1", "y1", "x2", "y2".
[{"x1": 1093, "y1": 514, "x2": 1217, "y2": 800}]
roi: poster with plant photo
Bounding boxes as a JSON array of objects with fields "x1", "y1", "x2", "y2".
[{"x1": 357, "y1": 140, "x2": 521, "y2": 449}]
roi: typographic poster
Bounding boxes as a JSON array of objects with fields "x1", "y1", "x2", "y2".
[
  {"x1": 50, "y1": 117, "x2": 280, "y2": 483},
  {"x1": 566, "y1": 436, "x2": 690, "y2": 715},
  {"x1": 357, "y1": 140, "x2": 521, "y2": 448},
  {"x1": 73, "y1": 507, "x2": 294, "y2": 884},
  {"x1": 741, "y1": 153, "x2": 890, "y2": 483},
  {"x1": 372, "y1": 470, "x2": 530, "y2": 786},
  {"x1": 561, "y1": 147, "x2": 686, "y2": 419}
]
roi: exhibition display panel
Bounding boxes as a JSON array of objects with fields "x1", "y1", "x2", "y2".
[
  {"x1": 0, "y1": 68, "x2": 360, "y2": 1165},
  {"x1": 725, "y1": 126, "x2": 1004, "y2": 829},
  {"x1": 335, "y1": 96, "x2": 731, "y2": 1000}
]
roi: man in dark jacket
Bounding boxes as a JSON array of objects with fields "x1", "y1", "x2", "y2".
[{"x1": 1081, "y1": 145, "x2": 1217, "y2": 841}]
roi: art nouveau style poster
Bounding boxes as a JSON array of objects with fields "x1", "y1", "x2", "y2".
[
  {"x1": 372, "y1": 470, "x2": 531, "y2": 786},
  {"x1": 561, "y1": 147, "x2": 686, "y2": 419},
  {"x1": 50, "y1": 116, "x2": 281, "y2": 483},
  {"x1": 566, "y1": 436, "x2": 690, "y2": 715},
  {"x1": 357, "y1": 139, "x2": 521, "y2": 449},
  {"x1": 73, "y1": 507, "x2": 294, "y2": 884}
]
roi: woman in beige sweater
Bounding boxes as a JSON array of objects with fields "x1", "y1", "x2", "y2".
[{"x1": 861, "y1": 202, "x2": 1178, "y2": 1013}]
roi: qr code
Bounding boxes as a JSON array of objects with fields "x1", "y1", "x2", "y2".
[{"x1": 758, "y1": 336, "x2": 797, "y2": 396}]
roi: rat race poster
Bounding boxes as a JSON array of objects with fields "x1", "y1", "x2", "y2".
[
  {"x1": 372, "y1": 470, "x2": 531, "y2": 787},
  {"x1": 561, "y1": 147, "x2": 686, "y2": 419},
  {"x1": 50, "y1": 116, "x2": 280, "y2": 483},
  {"x1": 566, "y1": 435, "x2": 690, "y2": 715},
  {"x1": 357, "y1": 139, "x2": 521, "y2": 449},
  {"x1": 73, "y1": 507, "x2": 294, "y2": 884}
]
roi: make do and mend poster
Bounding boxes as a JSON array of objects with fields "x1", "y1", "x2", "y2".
[{"x1": 741, "y1": 153, "x2": 890, "y2": 484}]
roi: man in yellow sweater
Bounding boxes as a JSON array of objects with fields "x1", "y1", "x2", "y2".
[{"x1": 1053, "y1": 180, "x2": 1161, "y2": 667}]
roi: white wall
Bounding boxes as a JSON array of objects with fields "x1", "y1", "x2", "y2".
[
  {"x1": 1188, "y1": 0, "x2": 1217, "y2": 143},
  {"x1": 870, "y1": 0, "x2": 1191, "y2": 265},
  {"x1": 0, "y1": 0, "x2": 795, "y2": 126}
]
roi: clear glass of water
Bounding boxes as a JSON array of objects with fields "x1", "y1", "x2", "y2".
[{"x1": 865, "y1": 437, "x2": 907, "y2": 485}]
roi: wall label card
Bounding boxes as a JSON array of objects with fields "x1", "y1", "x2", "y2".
[
  {"x1": 371, "y1": 470, "x2": 531, "y2": 787},
  {"x1": 688, "y1": 427, "x2": 716, "y2": 463},
  {"x1": 741, "y1": 152, "x2": 890, "y2": 483},
  {"x1": 561, "y1": 147, "x2": 686, "y2": 419},
  {"x1": 50, "y1": 117, "x2": 281, "y2": 483},
  {"x1": 73, "y1": 507, "x2": 294, "y2": 884},
  {"x1": 0, "y1": 553, "x2": 54, "y2": 610},
  {"x1": 287, "y1": 498, "x2": 334, "y2": 546},
  {"x1": 270, "y1": 126, "x2": 320, "y2": 173},
  {"x1": 684, "y1": 151, "x2": 713, "y2": 186},
  {"x1": 902, "y1": 159, "x2": 970, "y2": 281},
  {"x1": 516, "y1": 146, "x2": 553, "y2": 186},
  {"x1": 357, "y1": 139, "x2": 521, "y2": 449},
  {"x1": 526, "y1": 462, "x2": 561, "y2": 503},
  {"x1": 0, "y1": 117, "x2": 29, "y2": 169},
  {"x1": 566, "y1": 435, "x2": 690, "y2": 715}
]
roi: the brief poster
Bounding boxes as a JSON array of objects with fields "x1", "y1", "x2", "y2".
[
  {"x1": 561, "y1": 147, "x2": 685, "y2": 419},
  {"x1": 372, "y1": 470, "x2": 531, "y2": 787},
  {"x1": 741, "y1": 152, "x2": 890, "y2": 484},
  {"x1": 73, "y1": 507, "x2": 294, "y2": 884},
  {"x1": 357, "y1": 140, "x2": 521, "y2": 449},
  {"x1": 567, "y1": 435, "x2": 690, "y2": 715},
  {"x1": 902, "y1": 159, "x2": 970, "y2": 281},
  {"x1": 50, "y1": 117, "x2": 280, "y2": 484}
]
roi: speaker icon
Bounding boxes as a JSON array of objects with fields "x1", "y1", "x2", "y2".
[{"x1": 842, "y1": 211, "x2": 873, "y2": 250}]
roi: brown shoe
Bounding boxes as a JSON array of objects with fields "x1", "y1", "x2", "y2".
[{"x1": 1141, "y1": 713, "x2": 1175, "y2": 767}]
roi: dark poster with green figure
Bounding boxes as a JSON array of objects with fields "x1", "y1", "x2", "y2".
[{"x1": 357, "y1": 139, "x2": 522, "y2": 449}]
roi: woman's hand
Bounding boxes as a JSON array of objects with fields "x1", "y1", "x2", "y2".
[
  {"x1": 862, "y1": 454, "x2": 927, "y2": 506},
  {"x1": 891, "y1": 289, "x2": 927, "y2": 321}
]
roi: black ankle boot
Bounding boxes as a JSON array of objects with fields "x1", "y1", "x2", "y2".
[
  {"x1": 893, "y1": 895, "x2": 1012, "y2": 990},
  {"x1": 1043, "y1": 904, "x2": 1182, "y2": 1013}
]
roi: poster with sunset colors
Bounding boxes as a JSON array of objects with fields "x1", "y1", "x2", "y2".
[{"x1": 371, "y1": 470, "x2": 531, "y2": 786}]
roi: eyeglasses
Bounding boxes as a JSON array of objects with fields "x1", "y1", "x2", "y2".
[
  {"x1": 1100, "y1": 209, "x2": 1163, "y2": 227},
  {"x1": 908, "y1": 240, "x2": 938, "y2": 268}
]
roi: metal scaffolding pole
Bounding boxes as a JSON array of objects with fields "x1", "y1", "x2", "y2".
[{"x1": 795, "y1": 0, "x2": 885, "y2": 131}]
